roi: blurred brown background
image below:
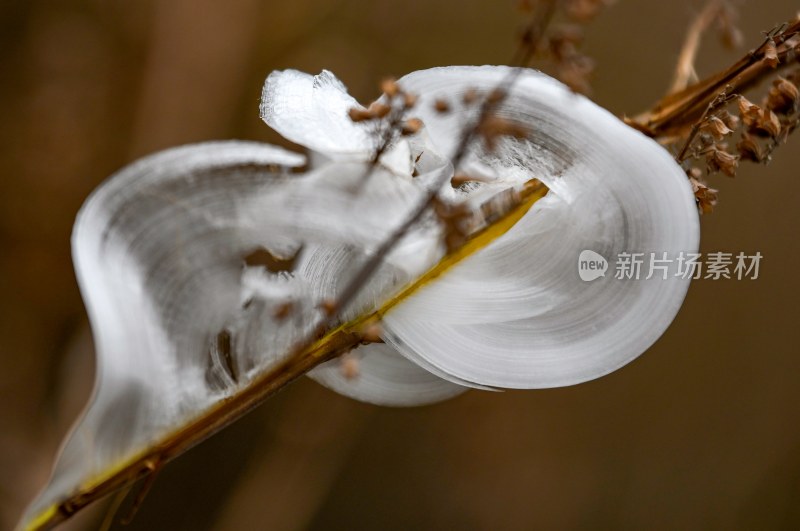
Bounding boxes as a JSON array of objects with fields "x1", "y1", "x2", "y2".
[{"x1": 1, "y1": 0, "x2": 799, "y2": 529}]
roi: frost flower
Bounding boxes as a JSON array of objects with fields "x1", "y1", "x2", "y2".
[{"x1": 21, "y1": 66, "x2": 698, "y2": 529}]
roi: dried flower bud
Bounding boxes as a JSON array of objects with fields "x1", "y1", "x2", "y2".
[
  {"x1": 381, "y1": 77, "x2": 399, "y2": 98},
  {"x1": 697, "y1": 132, "x2": 715, "y2": 149},
  {"x1": 738, "y1": 96, "x2": 761, "y2": 127},
  {"x1": 686, "y1": 167, "x2": 703, "y2": 180},
  {"x1": 706, "y1": 146, "x2": 739, "y2": 177},
  {"x1": 763, "y1": 38, "x2": 779, "y2": 68},
  {"x1": 700, "y1": 116, "x2": 734, "y2": 139},
  {"x1": 401, "y1": 118, "x2": 423, "y2": 135},
  {"x1": 434, "y1": 98, "x2": 451, "y2": 114},
  {"x1": 751, "y1": 108, "x2": 781, "y2": 138},
  {"x1": 368, "y1": 102, "x2": 392, "y2": 119},
  {"x1": 689, "y1": 176, "x2": 719, "y2": 214},
  {"x1": 348, "y1": 107, "x2": 373, "y2": 122},
  {"x1": 339, "y1": 352, "x2": 360, "y2": 380},
  {"x1": 767, "y1": 77, "x2": 799, "y2": 114},
  {"x1": 716, "y1": 109, "x2": 740, "y2": 131},
  {"x1": 736, "y1": 133, "x2": 764, "y2": 162},
  {"x1": 359, "y1": 322, "x2": 383, "y2": 344}
]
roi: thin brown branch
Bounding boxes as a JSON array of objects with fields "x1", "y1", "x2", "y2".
[
  {"x1": 511, "y1": 0, "x2": 558, "y2": 67},
  {"x1": 669, "y1": 0, "x2": 725, "y2": 94},
  {"x1": 634, "y1": 19, "x2": 800, "y2": 139},
  {"x1": 675, "y1": 89, "x2": 737, "y2": 162},
  {"x1": 30, "y1": 327, "x2": 359, "y2": 530}
]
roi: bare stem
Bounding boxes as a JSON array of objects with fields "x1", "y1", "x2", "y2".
[
  {"x1": 669, "y1": 0, "x2": 725, "y2": 94},
  {"x1": 511, "y1": 0, "x2": 557, "y2": 67},
  {"x1": 675, "y1": 89, "x2": 737, "y2": 162},
  {"x1": 634, "y1": 19, "x2": 800, "y2": 139}
]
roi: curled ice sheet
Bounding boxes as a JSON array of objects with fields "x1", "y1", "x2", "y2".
[
  {"x1": 21, "y1": 140, "x2": 452, "y2": 526},
  {"x1": 22, "y1": 66, "x2": 699, "y2": 529},
  {"x1": 380, "y1": 66, "x2": 700, "y2": 388},
  {"x1": 260, "y1": 69, "x2": 374, "y2": 156}
]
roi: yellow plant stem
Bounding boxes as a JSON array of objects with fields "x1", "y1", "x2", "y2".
[{"x1": 26, "y1": 181, "x2": 548, "y2": 531}]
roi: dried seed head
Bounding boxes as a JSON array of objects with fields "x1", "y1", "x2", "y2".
[
  {"x1": 401, "y1": 118, "x2": 423, "y2": 136},
  {"x1": 348, "y1": 107, "x2": 373, "y2": 123},
  {"x1": 339, "y1": 352, "x2": 360, "y2": 380},
  {"x1": 697, "y1": 132, "x2": 715, "y2": 149},
  {"x1": 368, "y1": 102, "x2": 392, "y2": 119},
  {"x1": 716, "y1": 109, "x2": 740, "y2": 131},
  {"x1": 706, "y1": 146, "x2": 739, "y2": 177},
  {"x1": 736, "y1": 133, "x2": 765, "y2": 162},
  {"x1": 751, "y1": 108, "x2": 782, "y2": 138},
  {"x1": 381, "y1": 77, "x2": 399, "y2": 98},
  {"x1": 689, "y1": 176, "x2": 719, "y2": 214},
  {"x1": 359, "y1": 322, "x2": 383, "y2": 344},
  {"x1": 700, "y1": 116, "x2": 734, "y2": 139},
  {"x1": 738, "y1": 96, "x2": 761, "y2": 127},
  {"x1": 763, "y1": 38, "x2": 779, "y2": 68},
  {"x1": 767, "y1": 77, "x2": 799, "y2": 114},
  {"x1": 433, "y1": 98, "x2": 451, "y2": 114},
  {"x1": 686, "y1": 167, "x2": 703, "y2": 180}
]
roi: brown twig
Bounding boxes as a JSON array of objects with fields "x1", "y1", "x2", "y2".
[
  {"x1": 675, "y1": 88, "x2": 737, "y2": 162},
  {"x1": 511, "y1": 0, "x2": 558, "y2": 67},
  {"x1": 669, "y1": 0, "x2": 726, "y2": 94},
  {"x1": 634, "y1": 19, "x2": 800, "y2": 139}
]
